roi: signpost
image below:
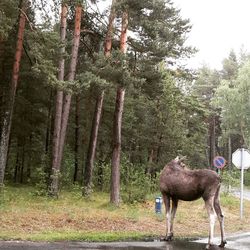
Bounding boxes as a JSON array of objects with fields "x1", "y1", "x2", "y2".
[{"x1": 232, "y1": 148, "x2": 250, "y2": 219}]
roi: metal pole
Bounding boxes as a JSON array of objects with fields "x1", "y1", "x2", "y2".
[
  {"x1": 240, "y1": 148, "x2": 244, "y2": 219},
  {"x1": 228, "y1": 136, "x2": 232, "y2": 192}
]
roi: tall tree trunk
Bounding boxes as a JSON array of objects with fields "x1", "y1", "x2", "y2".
[
  {"x1": 56, "y1": 94, "x2": 71, "y2": 174},
  {"x1": 97, "y1": 140, "x2": 105, "y2": 191},
  {"x1": 57, "y1": 4, "x2": 82, "y2": 175},
  {"x1": 50, "y1": 3, "x2": 68, "y2": 196},
  {"x1": 83, "y1": 91, "x2": 104, "y2": 196},
  {"x1": 97, "y1": 163, "x2": 104, "y2": 191},
  {"x1": 147, "y1": 148, "x2": 155, "y2": 174},
  {"x1": 156, "y1": 134, "x2": 163, "y2": 163},
  {"x1": 14, "y1": 148, "x2": 20, "y2": 183},
  {"x1": 119, "y1": 11, "x2": 128, "y2": 54},
  {"x1": 110, "y1": 10, "x2": 128, "y2": 205},
  {"x1": 51, "y1": 5, "x2": 82, "y2": 197},
  {"x1": 26, "y1": 134, "x2": 32, "y2": 180},
  {"x1": 104, "y1": 0, "x2": 116, "y2": 56},
  {"x1": 45, "y1": 90, "x2": 53, "y2": 154},
  {"x1": 20, "y1": 144, "x2": 25, "y2": 183},
  {"x1": 82, "y1": 0, "x2": 116, "y2": 196},
  {"x1": 0, "y1": 0, "x2": 26, "y2": 192},
  {"x1": 110, "y1": 11, "x2": 128, "y2": 205},
  {"x1": 110, "y1": 87, "x2": 125, "y2": 205},
  {"x1": 74, "y1": 95, "x2": 80, "y2": 183},
  {"x1": 209, "y1": 115, "x2": 216, "y2": 169}
]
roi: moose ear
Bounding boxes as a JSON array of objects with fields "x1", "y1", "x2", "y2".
[
  {"x1": 174, "y1": 156, "x2": 180, "y2": 162},
  {"x1": 179, "y1": 156, "x2": 187, "y2": 162}
]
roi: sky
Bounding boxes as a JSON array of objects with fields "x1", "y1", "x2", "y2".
[
  {"x1": 43, "y1": 0, "x2": 250, "y2": 70},
  {"x1": 99, "y1": 0, "x2": 250, "y2": 69},
  {"x1": 173, "y1": 0, "x2": 250, "y2": 69}
]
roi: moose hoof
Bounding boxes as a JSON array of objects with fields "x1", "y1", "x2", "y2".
[
  {"x1": 164, "y1": 233, "x2": 173, "y2": 241},
  {"x1": 205, "y1": 244, "x2": 211, "y2": 250},
  {"x1": 219, "y1": 240, "x2": 227, "y2": 248}
]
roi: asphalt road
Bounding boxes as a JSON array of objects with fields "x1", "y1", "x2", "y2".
[
  {"x1": 0, "y1": 233, "x2": 250, "y2": 250},
  {"x1": 232, "y1": 187, "x2": 250, "y2": 201},
  {"x1": 0, "y1": 240, "x2": 207, "y2": 250},
  {"x1": 195, "y1": 232, "x2": 250, "y2": 250}
]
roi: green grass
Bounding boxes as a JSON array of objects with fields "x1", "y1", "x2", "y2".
[
  {"x1": 1, "y1": 184, "x2": 250, "y2": 242},
  {"x1": 0, "y1": 230, "x2": 152, "y2": 242},
  {"x1": 0, "y1": 185, "x2": 154, "y2": 242},
  {"x1": 33, "y1": 231, "x2": 144, "y2": 242},
  {"x1": 220, "y1": 192, "x2": 240, "y2": 208}
]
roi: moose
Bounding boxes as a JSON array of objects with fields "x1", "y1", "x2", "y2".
[{"x1": 159, "y1": 156, "x2": 226, "y2": 249}]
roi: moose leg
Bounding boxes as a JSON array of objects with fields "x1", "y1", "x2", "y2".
[
  {"x1": 162, "y1": 194, "x2": 172, "y2": 240},
  {"x1": 214, "y1": 187, "x2": 227, "y2": 247},
  {"x1": 170, "y1": 198, "x2": 178, "y2": 237},
  {"x1": 204, "y1": 197, "x2": 216, "y2": 249}
]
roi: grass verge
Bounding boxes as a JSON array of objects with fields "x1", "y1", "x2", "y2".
[{"x1": 0, "y1": 185, "x2": 250, "y2": 241}]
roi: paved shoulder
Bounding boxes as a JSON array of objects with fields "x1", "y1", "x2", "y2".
[
  {"x1": 1, "y1": 237, "x2": 250, "y2": 250},
  {"x1": 0, "y1": 240, "x2": 206, "y2": 250},
  {"x1": 194, "y1": 232, "x2": 250, "y2": 250}
]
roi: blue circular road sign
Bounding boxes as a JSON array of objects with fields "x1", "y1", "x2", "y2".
[{"x1": 213, "y1": 156, "x2": 226, "y2": 169}]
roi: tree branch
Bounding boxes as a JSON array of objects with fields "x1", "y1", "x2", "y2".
[{"x1": 19, "y1": 8, "x2": 35, "y2": 31}]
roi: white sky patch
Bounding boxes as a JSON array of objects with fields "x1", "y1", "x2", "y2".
[{"x1": 173, "y1": 0, "x2": 250, "y2": 69}]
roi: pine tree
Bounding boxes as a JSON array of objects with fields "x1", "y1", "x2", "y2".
[
  {"x1": 50, "y1": 2, "x2": 68, "y2": 197},
  {"x1": 50, "y1": 2, "x2": 82, "y2": 197},
  {"x1": 0, "y1": 0, "x2": 27, "y2": 191},
  {"x1": 192, "y1": 66, "x2": 221, "y2": 168},
  {"x1": 110, "y1": 9, "x2": 128, "y2": 206},
  {"x1": 83, "y1": 0, "x2": 116, "y2": 196}
]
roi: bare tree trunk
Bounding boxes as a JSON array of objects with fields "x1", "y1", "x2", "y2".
[
  {"x1": 97, "y1": 163, "x2": 104, "y2": 191},
  {"x1": 45, "y1": 90, "x2": 53, "y2": 154},
  {"x1": 97, "y1": 140, "x2": 105, "y2": 191},
  {"x1": 57, "y1": 4, "x2": 82, "y2": 164},
  {"x1": 82, "y1": 0, "x2": 116, "y2": 196},
  {"x1": 209, "y1": 115, "x2": 216, "y2": 169},
  {"x1": 27, "y1": 134, "x2": 32, "y2": 180},
  {"x1": 74, "y1": 95, "x2": 80, "y2": 183},
  {"x1": 119, "y1": 11, "x2": 128, "y2": 54},
  {"x1": 110, "y1": 10, "x2": 128, "y2": 206},
  {"x1": 156, "y1": 134, "x2": 163, "y2": 163},
  {"x1": 0, "y1": 0, "x2": 26, "y2": 192},
  {"x1": 14, "y1": 148, "x2": 20, "y2": 183},
  {"x1": 104, "y1": 0, "x2": 116, "y2": 57},
  {"x1": 83, "y1": 91, "x2": 104, "y2": 196},
  {"x1": 147, "y1": 148, "x2": 155, "y2": 174},
  {"x1": 20, "y1": 144, "x2": 25, "y2": 183},
  {"x1": 110, "y1": 87, "x2": 125, "y2": 205},
  {"x1": 51, "y1": 5, "x2": 82, "y2": 197},
  {"x1": 50, "y1": 3, "x2": 68, "y2": 197}
]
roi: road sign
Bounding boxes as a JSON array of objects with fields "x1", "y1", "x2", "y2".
[
  {"x1": 213, "y1": 156, "x2": 226, "y2": 169},
  {"x1": 232, "y1": 148, "x2": 250, "y2": 169},
  {"x1": 232, "y1": 148, "x2": 250, "y2": 219}
]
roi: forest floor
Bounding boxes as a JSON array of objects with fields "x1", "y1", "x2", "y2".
[{"x1": 0, "y1": 185, "x2": 250, "y2": 242}]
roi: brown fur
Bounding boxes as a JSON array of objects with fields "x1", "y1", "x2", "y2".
[
  {"x1": 159, "y1": 157, "x2": 226, "y2": 249},
  {"x1": 160, "y1": 160, "x2": 220, "y2": 201}
]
